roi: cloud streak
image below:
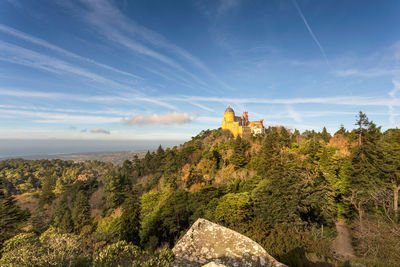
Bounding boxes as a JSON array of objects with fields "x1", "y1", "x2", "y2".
[
  {"x1": 0, "y1": 41, "x2": 138, "y2": 94},
  {"x1": 286, "y1": 105, "x2": 302, "y2": 122},
  {"x1": 389, "y1": 79, "x2": 400, "y2": 126},
  {"x1": 90, "y1": 128, "x2": 110, "y2": 134},
  {"x1": 0, "y1": 87, "x2": 177, "y2": 110},
  {"x1": 161, "y1": 95, "x2": 400, "y2": 107},
  {"x1": 73, "y1": 0, "x2": 232, "y2": 91},
  {"x1": 292, "y1": 0, "x2": 330, "y2": 68},
  {"x1": 1, "y1": 87, "x2": 400, "y2": 108},
  {"x1": 123, "y1": 112, "x2": 195, "y2": 125},
  {"x1": 0, "y1": 24, "x2": 143, "y2": 80},
  {"x1": 0, "y1": 108, "x2": 120, "y2": 124},
  {"x1": 335, "y1": 68, "x2": 398, "y2": 77}
]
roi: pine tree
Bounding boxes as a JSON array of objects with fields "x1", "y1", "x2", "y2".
[
  {"x1": 335, "y1": 124, "x2": 348, "y2": 136},
  {"x1": 0, "y1": 178, "x2": 29, "y2": 246},
  {"x1": 252, "y1": 163, "x2": 335, "y2": 227},
  {"x1": 132, "y1": 154, "x2": 143, "y2": 179},
  {"x1": 52, "y1": 194, "x2": 73, "y2": 233},
  {"x1": 279, "y1": 127, "x2": 291, "y2": 147},
  {"x1": 120, "y1": 188, "x2": 141, "y2": 245},
  {"x1": 39, "y1": 178, "x2": 55, "y2": 207},
  {"x1": 355, "y1": 111, "x2": 369, "y2": 147},
  {"x1": 229, "y1": 137, "x2": 249, "y2": 169},
  {"x1": 156, "y1": 145, "x2": 165, "y2": 156},
  {"x1": 254, "y1": 128, "x2": 281, "y2": 175},
  {"x1": 103, "y1": 170, "x2": 126, "y2": 215},
  {"x1": 381, "y1": 129, "x2": 400, "y2": 219},
  {"x1": 121, "y1": 160, "x2": 133, "y2": 183},
  {"x1": 292, "y1": 129, "x2": 301, "y2": 143},
  {"x1": 345, "y1": 113, "x2": 383, "y2": 230},
  {"x1": 72, "y1": 190, "x2": 91, "y2": 231},
  {"x1": 348, "y1": 116, "x2": 382, "y2": 189},
  {"x1": 321, "y1": 127, "x2": 331, "y2": 143}
]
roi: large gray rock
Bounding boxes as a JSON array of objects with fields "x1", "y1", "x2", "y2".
[{"x1": 172, "y1": 218, "x2": 287, "y2": 267}]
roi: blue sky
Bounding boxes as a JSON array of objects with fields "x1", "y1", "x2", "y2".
[{"x1": 0, "y1": 0, "x2": 399, "y2": 155}]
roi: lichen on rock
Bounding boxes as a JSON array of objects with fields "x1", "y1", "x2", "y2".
[{"x1": 172, "y1": 218, "x2": 287, "y2": 267}]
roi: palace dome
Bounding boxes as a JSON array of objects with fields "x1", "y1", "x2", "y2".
[{"x1": 225, "y1": 106, "x2": 234, "y2": 113}]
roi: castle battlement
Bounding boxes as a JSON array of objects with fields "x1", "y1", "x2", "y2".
[{"x1": 221, "y1": 106, "x2": 265, "y2": 138}]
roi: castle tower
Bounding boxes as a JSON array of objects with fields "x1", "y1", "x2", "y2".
[
  {"x1": 222, "y1": 106, "x2": 265, "y2": 138},
  {"x1": 222, "y1": 106, "x2": 240, "y2": 137},
  {"x1": 223, "y1": 106, "x2": 235, "y2": 123}
]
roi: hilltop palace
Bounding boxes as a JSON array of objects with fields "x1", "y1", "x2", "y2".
[{"x1": 221, "y1": 106, "x2": 265, "y2": 138}]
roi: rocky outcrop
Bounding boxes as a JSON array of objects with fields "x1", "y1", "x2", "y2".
[{"x1": 172, "y1": 218, "x2": 287, "y2": 267}]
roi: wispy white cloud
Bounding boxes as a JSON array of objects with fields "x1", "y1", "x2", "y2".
[
  {"x1": 0, "y1": 108, "x2": 120, "y2": 124},
  {"x1": 0, "y1": 87, "x2": 177, "y2": 110},
  {"x1": 392, "y1": 41, "x2": 400, "y2": 61},
  {"x1": 0, "y1": 41, "x2": 138, "y2": 94},
  {"x1": 389, "y1": 79, "x2": 400, "y2": 126},
  {"x1": 0, "y1": 24, "x2": 143, "y2": 80},
  {"x1": 72, "y1": 0, "x2": 232, "y2": 91},
  {"x1": 123, "y1": 112, "x2": 195, "y2": 125},
  {"x1": 0, "y1": 88, "x2": 69, "y2": 99},
  {"x1": 285, "y1": 105, "x2": 302, "y2": 122},
  {"x1": 335, "y1": 68, "x2": 398, "y2": 77},
  {"x1": 90, "y1": 128, "x2": 110, "y2": 134},
  {"x1": 134, "y1": 96, "x2": 178, "y2": 110},
  {"x1": 253, "y1": 110, "x2": 397, "y2": 121},
  {"x1": 1, "y1": 87, "x2": 399, "y2": 109},
  {"x1": 160, "y1": 95, "x2": 400, "y2": 107},
  {"x1": 292, "y1": 0, "x2": 330, "y2": 68}
]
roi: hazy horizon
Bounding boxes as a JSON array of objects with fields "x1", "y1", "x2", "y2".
[{"x1": 0, "y1": 139, "x2": 185, "y2": 158}]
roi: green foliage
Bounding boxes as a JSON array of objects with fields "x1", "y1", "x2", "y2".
[
  {"x1": 92, "y1": 240, "x2": 141, "y2": 267},
  {"x1": 103, "y1": 170, "x2": 128, "y2": 215},
  {"x1": 139, "y1": 187, "x2": 192, "y2": 250},
  {"x1": 72, "y1": 190, "x2": 91, "y2": 231},
  {"x1": 252, "y1": 164, "x2": 335, "y2": 227},
  {"x1": 92, "y1": 240, "x2": 174, "y2": 267},
  {"x1": 0, "y1": 179, "x2": 29, "y2": 247},
  {"x1": 146, "y1": 173, "x2": 162, "y2": 191},
  {"x1": 228, "y1": 137, "x2": 250, "y2": 169},
  {"x1": 2, "y1": 117, "x2": 400, "y2": 265},
  {"x1": 120, "y1": 188, "x2": 141, "y2": 245},
  {"x1": 0, "y1": 228, "x2": 88, "y2": 267},
  {"x1": 381, "y1": 129, "x2": 400, "y2": 190},
  {"x1": 0, "y1": 233, "x2": 43, "y2": 266},
  {"x1": 257, "y1": 223, "x2": 332, "y2": 267},
  {"x1": 96, "y1": 216, "x2": 122, "y2": 241},
  {"x1": 158, "y1": 190, "x2": 190, "y2": 246},
  {"x1": 250, "y1": 128, "x2": 282, "y2": 175},
  {"x1": 137, "y1": 248, "x2": 174, "y2": 267},
  {"x1": 352, "y1": 215, "x2": 400, "y2": 265},
  {"x1": 52, "y1": 194, "x2": 73, "y2": 233},
  {"x1": 213, "y1": 192, "x2": 252, "y2": 230},
  {"x1": 335, "y1": 124, "x2": 348, "y2": 136},
  {"x1": 187, "y1": 185, "x2": 226, "y2": 223},
  {"x1": 31, "y1": 206, "x2": 50, "y2": 234},
  {"x1": 0, "y1": 159, "x2": 109, "y2": 195},
  {"x1": 38, "y1": 177, "x2": 55, "y2": 207}
]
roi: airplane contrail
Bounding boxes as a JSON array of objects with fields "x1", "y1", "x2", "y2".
[{"x1": 292, "y1": 0, "x2": 331, "y2": 68}]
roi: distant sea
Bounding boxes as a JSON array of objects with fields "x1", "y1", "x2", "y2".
[{"x1": 0, "y1": 139, "x2": 184, "y2": 159}]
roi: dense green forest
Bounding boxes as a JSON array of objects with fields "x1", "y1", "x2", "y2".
[{"x1": 1, "y1": 112, "x2": 399, "y2": 266}]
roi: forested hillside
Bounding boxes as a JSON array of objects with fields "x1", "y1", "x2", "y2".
[{"x1": 1, "y1": 112, "x2": 399, "y2": 266}]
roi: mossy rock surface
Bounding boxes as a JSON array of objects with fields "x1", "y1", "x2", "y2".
[{"x1": 172, "y1": 218, "x2": 287, "y2": 267}]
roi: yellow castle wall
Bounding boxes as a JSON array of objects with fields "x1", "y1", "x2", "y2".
[{"x1": 222, "y1": 110, "x2": 263, "y2": 138}]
